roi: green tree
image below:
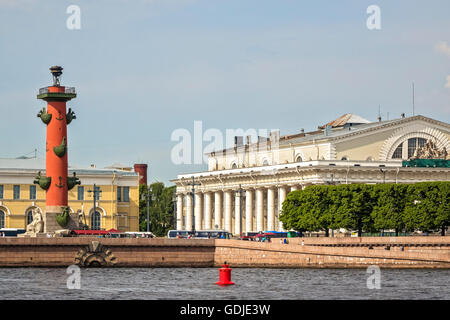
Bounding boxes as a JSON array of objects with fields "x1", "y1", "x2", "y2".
[
  {"x1": 404, "y1": 182, "x2": 450, "y2": 235},
  {"x1": 139, "y1": 182, "x2": 176, "y2": 237},
  {"x1": 280, "y1": 186, "x2": 335, "y2": 236},
  {"x1": 279, "y1": 190, "x2": 302, "y2": 231},
  {"x1": 433, "y1": 182, "x2": 450, "y2": 236},
  {"x1": 332, "y1": 184, "x2": 375, "y2": 236},
  {"x1": 280, "y1": 182, "x2": 450, "y2": 237},
  {"x1": 371, "y1": 184, "x2": 407, "y2": 236}
]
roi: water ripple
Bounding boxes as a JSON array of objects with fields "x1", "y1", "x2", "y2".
[{"x1": 0, "y1": 268, "x2": 448, "y2": 300}]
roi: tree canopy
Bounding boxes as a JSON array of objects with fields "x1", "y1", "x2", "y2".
[
  {"x1": 139, "y1": 182, "x2": 175, "y2": 237},
  {"x1": 279, "y1": 182, "x2": 450, "y2": 236}
]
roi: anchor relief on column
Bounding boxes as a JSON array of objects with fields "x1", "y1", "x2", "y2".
[{"x1": 55, "y1": 176, "x2": 65, "y2": 189}]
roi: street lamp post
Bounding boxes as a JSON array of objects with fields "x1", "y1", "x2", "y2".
[{"x1": 87, "y1": 184, "x2": 102, "y2": 230}]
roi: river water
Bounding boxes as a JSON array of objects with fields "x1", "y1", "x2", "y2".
[{"x1": 0, "y1": 268, "x2": 448, "y2": 300}]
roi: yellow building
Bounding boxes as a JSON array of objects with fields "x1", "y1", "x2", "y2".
[{"x1": 0, "y1": 159, "x2": 140, "y2": 231}]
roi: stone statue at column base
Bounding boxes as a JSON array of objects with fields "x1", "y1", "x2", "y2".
[{"x1": 19, "y1": 208, "x2": 44, "y2": 237}]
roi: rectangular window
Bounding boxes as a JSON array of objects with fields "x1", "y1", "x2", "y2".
[
  {"x1": 117, "y1": 213, "x2": 128, "y2": 230},
  {"x1": 94, "y1": 186, "x2": 101, "y2": 201},
  {"x1": 117, "y1": 186, "x2": 122, "y2": 202},
  {"x1": 123, "y1": 187, "x2": 130, "y2": 202},
  {"x1": 0, "y1": 185, "x2": 3, "y2": 199},
  {"x1": 77, "y1": 186, "x2": 84, "y2": 201},
  {"x1": 13, "y1": 185, "x2": 20, "y2": 200},
  {"x1": 29, "y1": 185, "x2": 36, "y2": 200}
]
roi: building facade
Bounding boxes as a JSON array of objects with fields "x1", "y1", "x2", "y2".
[
  {"x1": 0, "y1": 159, "x2": 140, "y2": 231},
  {"x1": 172, "y1": 114, "x2": 450, "y2": 235}
]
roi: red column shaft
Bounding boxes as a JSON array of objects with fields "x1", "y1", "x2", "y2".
[{"x1": 45, "y1": 86, "x2": 68, "y2": 207}]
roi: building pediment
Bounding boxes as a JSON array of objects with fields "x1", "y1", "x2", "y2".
[
  {"x1": 331, "y1": 116, "x2": 450, "y2": 161},
  {"x1": 331, "y1": 115, "x2": 450, "y2": 143}
]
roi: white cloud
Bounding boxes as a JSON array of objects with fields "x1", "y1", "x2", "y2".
[
  {"x1": 445, "y1": 75, "x2": 450, "y2": 89},
  {"x1": 435, "y1": 41, "x2": 450, "y2": 57}
]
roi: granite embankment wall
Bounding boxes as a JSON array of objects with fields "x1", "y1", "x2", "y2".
[
  {"x1": 0, "y1": 238, "x2": 215, "y2": 267},
  {"x1": 215, "y1": 238, "x2": 450, "y2": 268},
  {"x1": 0, "y1": 237, "x2": 448, "y2": 268}
]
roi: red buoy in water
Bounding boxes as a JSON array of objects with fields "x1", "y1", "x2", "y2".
[{"x1": 215, "y1": 261, "x2": 235, "y2": 286}]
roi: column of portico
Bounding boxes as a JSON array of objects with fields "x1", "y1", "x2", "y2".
[
  {"x1": 278, "y1": 186, "x2": 287, "y2": 231},
  {"x1": 214, "y1": 191, "x2": 223, "y2": 229},
  {"x1": 176, "y1": 194, "x2": 184, "y2": 230},
  {"x1": 256, "y1": 188, "x2": 264, "y2": 232},
  {"x1": 267, "y1": 188, "x2": 275, "y2": 231},
  {"x1": 194, "y1": 193, "x2": 203, "y2": 231},
  {"x1": 224, "y1": 190, "x2": 233, "y2": 233},
  {"x1": 185, "y1": 193, "x2": 193, "y2": 231},
  {"x1": 234, "y1": 190, "x2": 242, "y2": 235},
  {"x1": 245, "y1": 189, "x2": 253, "y2": 233},
  {"x1": 204, "y1": 192, "x2": 212, "y2": 230}
]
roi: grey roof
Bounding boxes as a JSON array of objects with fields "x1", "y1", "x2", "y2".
[
  {"x1": 0, "y1": 158, "x2": 138, "y2": 176},
  {"x1": 280, "y1": 115, "x2": 450, "y2": 146},
  {"x1": 208, "y1": 114, "x2": 450, "y2": 154},
  {"x1": 280, "y1": 119, "x2": 398, "y2": 146}
]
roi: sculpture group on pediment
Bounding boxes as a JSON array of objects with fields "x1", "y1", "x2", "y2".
[{"x1": 411, "y1": 139, "x2": 448, "y2": 160}]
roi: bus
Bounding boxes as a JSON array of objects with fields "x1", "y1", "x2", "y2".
[
  {"x1": 241, "y1": 230, "x2": 301, "y2": 241},
  {"x1": 262, "y1": 231, "x2": 302, "y2": 238},
  {"x1": 167, "y1": 230, "x2": 195, "y2": 238},
  {"x1": 124, "y1": 232, "x2": 154, "y2": 238},
  {"x1": 167, "y1": 230, "x2": 232, "y2": 239},
  {"x1": 194, "y1": 230, "x2": 232, "y2": 239},
  {"x1": 262, "y1": 231, "x2": 288, "y2": 238},
  {"x1": 0, "y1": 228, "x2": 26, "y2": 237}
]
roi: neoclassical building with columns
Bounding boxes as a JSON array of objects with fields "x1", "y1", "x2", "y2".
[{"x1": 172, "y1": 114, "x2": 450, "y2": 235}]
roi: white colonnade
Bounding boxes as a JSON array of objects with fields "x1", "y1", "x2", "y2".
[{"x1": 176, "y1": 185, "x2": 302, "y2": 235}]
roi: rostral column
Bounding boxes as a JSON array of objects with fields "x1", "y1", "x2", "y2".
[{"x1": 35, "y1": 66, "x2": 80, "y2": 232}]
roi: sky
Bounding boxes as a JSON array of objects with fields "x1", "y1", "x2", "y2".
[{"x1": 0, "y1": 0, "x2": 449, "y2": 185}]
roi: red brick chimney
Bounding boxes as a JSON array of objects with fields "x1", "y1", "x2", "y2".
[{"x1": 133, "y1": 164, "x2": 148, "y2": 186}]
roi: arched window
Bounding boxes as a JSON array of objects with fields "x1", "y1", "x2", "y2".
[
  {"x1": 91, "y1": 211, "x2": 101, "y2": 230},
  {"x1": 341, "y1": 156, "x2": 349, "y2": 161},
  {"x1": 295, "y1": 155, "x2": 302, "y2": 162},
  {"x1": 0, "y1": 210, "x2": 5, "y2": 229},
  {"x1": 408, "y1": 137, "x2": 426, "y2": 158},
  {"x1": 231, "y1": 163, "x2": 237, "y2": 169},
  {"x1": 26, "y1": 210, "x2": 34, "y2": 225},
  {"x1": 262, "y1": 159, "x2": 269, "y2": 166},
  {"x1": 392, "y1": 137, "x2": 427, "y2": 159},
  {"x1": 392, "y1": 143, "x2": 403, "y2": 159}
]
